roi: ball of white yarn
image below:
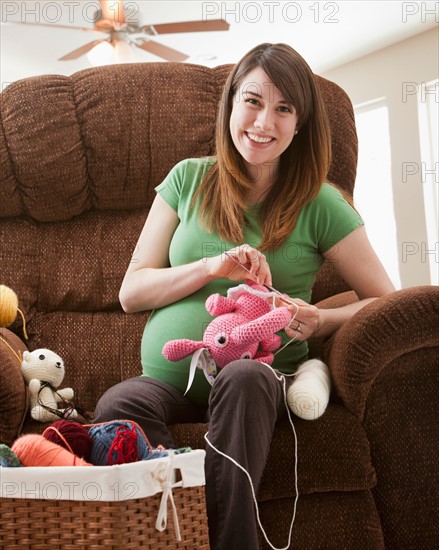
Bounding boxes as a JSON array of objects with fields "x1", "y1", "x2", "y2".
[{"x1": 287, "y1": 359, "x2": 331, "y2": 420}]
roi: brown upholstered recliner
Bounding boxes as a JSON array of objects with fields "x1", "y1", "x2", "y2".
[{"x1": 0, "y1": 63, "x2": 438, "y2": 549}]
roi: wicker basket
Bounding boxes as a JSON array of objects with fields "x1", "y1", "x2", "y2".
[
  {"x1": 0, "y1": 450, "x2": 209, "y2": 549},
  {"x1": 0, "y1": 485, "x2": 209, "y2": 549}
]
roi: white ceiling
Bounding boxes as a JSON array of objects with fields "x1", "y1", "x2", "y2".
[{"x1": 1, "y1": 0, "x2": 437, "y2": 85}]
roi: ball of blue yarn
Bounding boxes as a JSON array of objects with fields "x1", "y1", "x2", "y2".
[
  {"x1": 88, "y1": 420, "x2": 153, "y2": 466},
  {"x1": 0, "y1": 443, "x2": 22, "y2": 467}
]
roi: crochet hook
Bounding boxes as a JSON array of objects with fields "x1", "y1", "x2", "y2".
[{"x1": 224, "y1": 252, "x2": 298, "y2": 307}]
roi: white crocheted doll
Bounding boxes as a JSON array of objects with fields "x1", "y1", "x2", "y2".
[{"x1": 21, "y1": 349, "x2": 78, "y2": 422}]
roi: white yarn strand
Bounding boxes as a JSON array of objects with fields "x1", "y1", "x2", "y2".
[{"x1": 204, "y1": 365, "x2": 299, "y2": 550}]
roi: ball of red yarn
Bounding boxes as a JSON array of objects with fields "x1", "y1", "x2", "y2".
[{"x1": 43, "y1": 420, "x2": 92, "y2": 461}]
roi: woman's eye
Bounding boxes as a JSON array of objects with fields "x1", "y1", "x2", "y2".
[
  {"x1": 278, "y1": 106, "x2": 291, "y2": 113},
  {"x1": 214, "y1": 333, "x2": 228, "y2": 348},
  {"x1": 244, "y1": 98, "x2": 259, "y2": 106}
]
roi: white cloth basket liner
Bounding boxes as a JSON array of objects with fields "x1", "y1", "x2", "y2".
[{"x1": 0, "y1": 449, "x2": 205, "y2": 502}]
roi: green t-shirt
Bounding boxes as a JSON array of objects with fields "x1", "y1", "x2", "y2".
[{"x1": 141, "y1": 157, "x2": 363, "y2": 405}]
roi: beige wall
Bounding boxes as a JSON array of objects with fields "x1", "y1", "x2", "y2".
[{"x1": 323, "y1": 28, "x2": 438, "y2": 288}]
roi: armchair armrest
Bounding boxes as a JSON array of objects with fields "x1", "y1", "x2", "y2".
[
  {"x1": 326, "y1": 286, "x2": 439, "y2": 421},
  {"x1": 0, "y1": 328, "x2": 29, "y2": 446},
  {"x1": 308, "y1": 291, "x2": 359, "y2": 360}
]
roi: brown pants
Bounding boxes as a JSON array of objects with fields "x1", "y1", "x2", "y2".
[{"x1": 94, "y1": 360, "x2": 290, "y2": 550}]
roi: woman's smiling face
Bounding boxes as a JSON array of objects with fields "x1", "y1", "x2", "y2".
[{"x1": 229, "y1": 67, "x2": 299, "y2": 173}]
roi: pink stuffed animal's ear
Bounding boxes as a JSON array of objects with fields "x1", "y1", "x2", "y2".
[
  {"x1": 205, "y1": 294, "x2": 238, "y2": 316},
  {"x1": 162, "y1": 339, "x2": 205, "y2": 362}
]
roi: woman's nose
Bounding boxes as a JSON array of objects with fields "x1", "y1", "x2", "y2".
[{"x1": 254, "y1": 108, "x2": 274, "y2": 131}]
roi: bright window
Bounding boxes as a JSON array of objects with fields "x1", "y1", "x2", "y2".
[
  {"x1": 418, "y1": 79, "x2": 439, "y2": 286},
  {"x1": 354, "y1": 100, "x2": 401, "y2": 289}
]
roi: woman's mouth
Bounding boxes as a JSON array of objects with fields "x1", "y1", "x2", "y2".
[{"x1": 246, "y1": 132, "x2": 275, "y2": 144}]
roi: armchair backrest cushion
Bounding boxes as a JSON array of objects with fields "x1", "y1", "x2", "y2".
[{"x1": 1, "y1": 63, "x2": 357, "y2": 221}]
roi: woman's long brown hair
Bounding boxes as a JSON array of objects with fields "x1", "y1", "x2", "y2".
[{"x1": 194, "y1": 43, "x2": 332, "y2": 251}]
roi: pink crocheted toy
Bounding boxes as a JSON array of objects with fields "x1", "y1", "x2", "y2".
[{"x1": 162, "y1": 283, "x2": 292, "y2": 368}]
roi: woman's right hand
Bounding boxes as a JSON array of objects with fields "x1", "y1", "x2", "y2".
[{"x1": 204, "y1": 244, "x2": 273, "y2": 286}]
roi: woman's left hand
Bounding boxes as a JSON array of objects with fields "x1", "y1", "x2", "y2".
[{"x1": 275, "y1": 297, "x2": 320, "y2": 341}]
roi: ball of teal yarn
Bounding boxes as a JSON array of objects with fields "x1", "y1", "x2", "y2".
[
  {"x1": 0, "y1": 443, "x2": 22, "y2": 467},
  {"x1": 88, "y1": 421, "x2": 151, "y2": 466}
]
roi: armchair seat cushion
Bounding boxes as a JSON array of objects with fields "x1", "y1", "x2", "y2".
[{"x1": 170, "y1": 403, "x2": 376, "y2": 501}]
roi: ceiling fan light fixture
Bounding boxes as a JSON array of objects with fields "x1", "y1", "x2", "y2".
[
  {"x1": 86, "y1": 40, "x2": 114, "y2": 66},
  {"x1": 113, "y1": 38, "x2": 136, "y2": 64}
]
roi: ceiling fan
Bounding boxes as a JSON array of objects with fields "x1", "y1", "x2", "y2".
[{"x1": 8, "y1": 0, "x2": 230, "y2": 62}]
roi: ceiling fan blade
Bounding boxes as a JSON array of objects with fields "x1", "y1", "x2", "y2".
[
  {"x1": 99, "y1": 0, "x2": 125, "y2": 24},
  {"x1": 147, "y1": 19, "x2": 229, "y2": 35},
  {"x1": 136, "y1": 40, "x2": 188, "y2": 62},
  {"x1": 4, "y1": 20, "x2": 101, "y2": 33},
  {"x1": 59, "y1": 39, "x2": 109, "y2": 61}
]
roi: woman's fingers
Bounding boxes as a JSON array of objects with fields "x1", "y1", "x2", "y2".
[
  {"x1": 282, "y1": 300, "x2": 321, "y2": 341},
  {"x1": 225, "y1": 244, "x2": 272, "y2": 285}
]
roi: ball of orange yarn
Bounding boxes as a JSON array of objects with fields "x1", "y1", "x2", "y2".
[
  {"x1": 43, "y1": 420, "x2": 92, "y2": 460},
  {"x1": 0, "y1": 285, "x2": 18, "y2": 327},
  {"x1": 12, "y1": 434, "x2": 92, "y2": 467}
]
